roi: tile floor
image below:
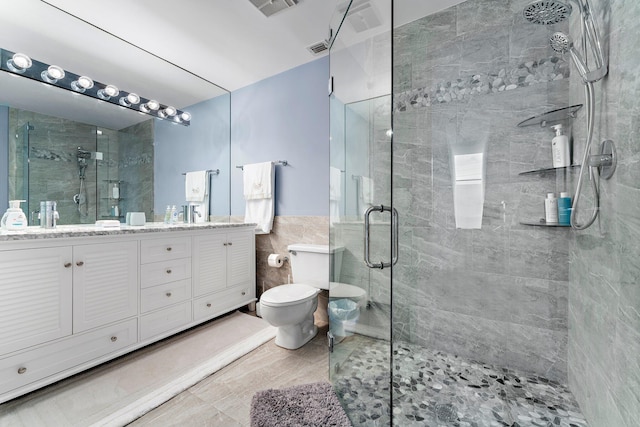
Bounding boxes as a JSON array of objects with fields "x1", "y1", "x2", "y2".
[
  {"x1": 127, "y1": 324, "x2": 330, "y2": 426},
  {"x1": 333, "y1": 335, "x2": 590, "y2": 427}
]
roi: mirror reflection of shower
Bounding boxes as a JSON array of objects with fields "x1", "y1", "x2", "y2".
[{"x1": 73, "y1": 146, "x2": 102, "y2": 218}]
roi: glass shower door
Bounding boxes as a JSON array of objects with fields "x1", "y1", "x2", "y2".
[{"x1": 328, "y1": 0, "x2": 393, "y2": 425}]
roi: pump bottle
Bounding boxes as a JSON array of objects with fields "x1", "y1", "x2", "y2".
[{"x1": 551, "y1": 124, "x2": 570, "y2": 168}]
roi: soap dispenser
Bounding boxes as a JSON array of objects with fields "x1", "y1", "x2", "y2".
[
  {"x1": 551, "y1": 124, "x2": 570, "y2": 168},
  {"x1": 1, "y1": 200, "x2": 28, "y2": 230}
]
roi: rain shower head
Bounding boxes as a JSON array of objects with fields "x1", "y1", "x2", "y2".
[{"x1": 523, "y1": 0, "x2": 572, "y2": 25}]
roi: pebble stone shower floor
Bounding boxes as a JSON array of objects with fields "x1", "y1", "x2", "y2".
[{"x1": 333, "y1": 336, "x2": 589, "y2": 427}]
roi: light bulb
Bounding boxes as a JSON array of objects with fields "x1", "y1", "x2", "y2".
[
  {"x1": 71, "y1": 76, "x2": 94, "y2": 92},
  {"x1": 41, "y1": 65, "x2": 65, "y2": 83},
  {"x1": 7, "y1": 53, "x2": 32, "y2": 73},
  {"x1": 98, "y1": 84, "x2": 119, "y2": 100},
  {"x1": 119, "y1": 92, "x2": 140, "y2": 107},
  {"x1": 180, "y1": 111, "x2": 191, "y2": 122},
  {"x1": 140, "y1": 99, "x2": 160, "y2": 112},
  {"x1": 159, "y1": 106, "x2": 177, "y2": 118}
]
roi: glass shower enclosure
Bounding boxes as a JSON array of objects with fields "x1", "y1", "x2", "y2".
[{"x1": 329, "y1": 0, "x2": 638, "y2": 426}]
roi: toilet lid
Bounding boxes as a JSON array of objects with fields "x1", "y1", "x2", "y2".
[
  {"x1": 330, "y1": 282, "x2": 366, "y2": 300},
  {"x1": 261, "y1": 284, "x2": 319, "y2": 307}
]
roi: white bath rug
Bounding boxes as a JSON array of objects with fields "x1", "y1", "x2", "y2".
[{"x1": 0, "y1": 311, "x2": 276, "y2": 427}]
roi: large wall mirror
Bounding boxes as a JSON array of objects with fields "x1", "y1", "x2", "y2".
[{"x1": 0, "y1": 0, "x2": 231, "y2": 225}]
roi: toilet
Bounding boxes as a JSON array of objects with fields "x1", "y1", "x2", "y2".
[{"x1": 258, "y1": 243, "x2": 366, "y2": 350}]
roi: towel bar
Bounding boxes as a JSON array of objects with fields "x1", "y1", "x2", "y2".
[
  {"x1": 236, "y1": 160, "x2": 288, "y2": 170},
  {"x1": 181, "y1": 169, "x2": 219, "y2": 176}
]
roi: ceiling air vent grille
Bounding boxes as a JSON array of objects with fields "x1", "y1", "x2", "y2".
[
  {"x1": 307, "y1": 40, "x2": 329, "y2": 56},
  {"x1": 249, "y1": 0, "x2": 299, "y2": 17}
]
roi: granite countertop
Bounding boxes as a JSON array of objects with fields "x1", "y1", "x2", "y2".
[{"x1": 0, "y1": 222, "x2": 255, "y2": 241}]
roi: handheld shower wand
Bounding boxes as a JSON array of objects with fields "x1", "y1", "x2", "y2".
[{"x1": 523, "y1": 0, "x2": 609, "y2": 230}]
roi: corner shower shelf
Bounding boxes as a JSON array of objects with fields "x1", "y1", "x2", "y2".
[
  {"x1": 520, "y1": 220, "x2": 571, "y2": 227},
  {"x1": 517, "y1": 104, "x2": 583, "y2": 128},
  {"x1": 518, "y1": 164, "x2": 581, "y2": 176}
]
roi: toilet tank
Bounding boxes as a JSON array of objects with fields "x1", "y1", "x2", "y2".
[{"x1": 287, "y1": 244, "x2": 344, "y2": 290}]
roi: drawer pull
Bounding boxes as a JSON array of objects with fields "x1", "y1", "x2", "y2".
[
  {"x1": 110, "y1": 336, "x2": 118, "y2": 342},
  {"x1": 17, "y1": 367, "x2": 27, "y2": 374},
  {"x1": 227, "y1": 242, "x2": 233, "y2": 246},
  {"x1": 166, "y1": 269, "x2": 172, "y2": 274},
  {"x1": 64, "y1": 262, "x2": 72, "y2": 268},
  {"x1": 166, "y1": 292, "x2": 172, "y2": 297},
  {"x1": 76, "y1": 261, "x2": 84, "y2": 267},
  {"x1": 223, "y1": 243, "x2": 227, "y2": 246},
  {"x1": 206, "y1": 303, "x2": 212, "y2": 308},
  {"x1": 241, "y1": 291, "x2": 246, "y2": 296},
  {"x1": 166, "y1": 247, "x2": 172, "y2": 252}
]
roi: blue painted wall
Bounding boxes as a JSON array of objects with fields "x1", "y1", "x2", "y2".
[
  {"x1": 230, "y1": 56, "x2": 329, "y2": 216},
  {"x1": 154, "y1": 94, "x2": 231, "y2": 217}
]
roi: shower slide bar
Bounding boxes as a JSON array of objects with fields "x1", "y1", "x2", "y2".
[{"x1": 235, "y1": 160, "x2": 288, "y2": 170}]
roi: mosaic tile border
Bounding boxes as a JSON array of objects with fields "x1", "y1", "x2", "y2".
[{"x1": 394, "y1": 56, "x2": 570, "y2": 112}]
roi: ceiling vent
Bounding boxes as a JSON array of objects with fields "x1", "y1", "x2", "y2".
[
  {"x1": 307, "y1": 40, "x2": 329, "y2": 56},
  {"x1": 250, "y1": 0, "x2": 299, "y2": 17},
  {"x1": 339, "y1": 0, "x2": 382, "y2": 33}
]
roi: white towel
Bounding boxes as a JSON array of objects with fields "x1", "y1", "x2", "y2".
[
  {"x1": 360, "y1": 176, "x2": 374, "y2": 204},
  {"x1": 243, "y1": 162, "x2": 273, "y2": 200},
  {"x1": 243, "y1": 162, "x2": 275, "y2": 233},
  {"x1": 329, "y1": 167, "x2": 342, "y2": 201},
  {"x1": 185, "y1": 170, "x2": 208, "y2": 202}
]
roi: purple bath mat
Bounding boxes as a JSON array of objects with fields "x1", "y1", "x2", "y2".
[{"x1": 250, "y1": 382, "x2": 352, "y2": 427}]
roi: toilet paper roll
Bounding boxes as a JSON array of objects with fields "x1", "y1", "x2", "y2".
[{"x1": 267, "y1": 254, "x2": 284, "y2": 268}]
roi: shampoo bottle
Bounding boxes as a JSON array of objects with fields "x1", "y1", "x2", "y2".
[
  {"x1": 545, "y1": 193, "x2": 558, "y2": 224},
  {"x1": 551, "y1": 124, "x2": 570, "y2": 168},
  {"x1": 558, "y1": 192, "x2": 572, "y2": 226}
]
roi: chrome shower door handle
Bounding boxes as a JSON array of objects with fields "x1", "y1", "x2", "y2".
[{"x1": 364, "y1": 205, "x2": 398, "y2": 269}]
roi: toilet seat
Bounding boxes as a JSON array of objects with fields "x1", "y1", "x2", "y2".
[{"x1": 260, "y1": 284, "x2": 319, "y2": 308}]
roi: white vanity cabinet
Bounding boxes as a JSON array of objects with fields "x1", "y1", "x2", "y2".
[
  {"x1": 0, "y1": 224, "x2": 256, "y2": 404},
  {"x1": 73, "y1": 241, "x2": 138, "y2": 333},
  {"x1": 0, "y1": 247, "x2": 73, "y2": 356},
  {"x1": 192, "y1": 228, "x2": 255, "y2": 322},
  {"x1": 139, "y1": 235, "x2": 193, "y2": 341}
]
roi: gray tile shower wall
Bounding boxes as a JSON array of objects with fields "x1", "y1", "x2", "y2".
[
  {"x1": 567, "y1": 0, "x2": 640, "y2": 425},
  {"x1": 392, "y1": 0, "x2": 573, "y2": 381},
  {"x1": 118, "y1": 120, "x2": 154, "y2": 221}
]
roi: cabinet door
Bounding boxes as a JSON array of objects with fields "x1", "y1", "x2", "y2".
[
  {"x1": 226, "y1": 230, "x2": 255, "y2": 288},
  {"x1": 0, "y1": 247, "x2": 72, "y2": 355},
  {"x1": 72, "y1": 241, "x2": 138, "y2": 333},
  {"x1": 192, "y1": 233, "x2": 227, "y2": 296}
]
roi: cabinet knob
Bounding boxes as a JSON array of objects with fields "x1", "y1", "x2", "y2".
[
  {"x1": 227, "y1": 242, "x2": 233, "y2": 246},
  {"x1": 166, "y1": 269, "x2": 172, "y2": 274},
  {"x1": 17, "y1": 367, "x2": 27, "y2": 374},
  {"x1": 64, "y1": 262, "x2": 72, "y2": 268},
  {"x1": 166, "y1": 247, "x2": 172, "y2": 252},
  {"x1": 223, "y1": 243, "x2": 227, "y2": 246},
  {"x1": 166, "y1": 292, "x2": 172, "y2": 297},
  {"x1": 206, "y1": 303, "x2": 212, "y2": 308},
  {"x1": 76, "y1": 261, "x2": 84, "y2": 267},
  {"x1": 110, "y1": 336, "x2": 118, "y2": 342},
  {"x1": 241, "y1": 291, "x2": 246, "y2": 296}
]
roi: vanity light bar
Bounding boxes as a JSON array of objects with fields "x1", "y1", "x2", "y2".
[{"x1": 0, "y1": 49, "x2": 191, "y2": 126}]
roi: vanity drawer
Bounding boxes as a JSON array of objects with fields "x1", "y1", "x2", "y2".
[
  {"x1": 140, "y1": 258, "x2": 191, "y2": 288},
  {"x1": 140, "y1": 279, "x2": 192, "y2": 313},
  {"x1": 193, "y1": 285, "x2": 254, "y2": 323},
  {"x1": 0, "y1": 318, "x2": 137, "y2": 396},
  {"x1": 140, "y1": 302, "x2": 192, "y2": 342},
  {"x1": 140, "y1": 237, "x2": 191, "y2": 264}
]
